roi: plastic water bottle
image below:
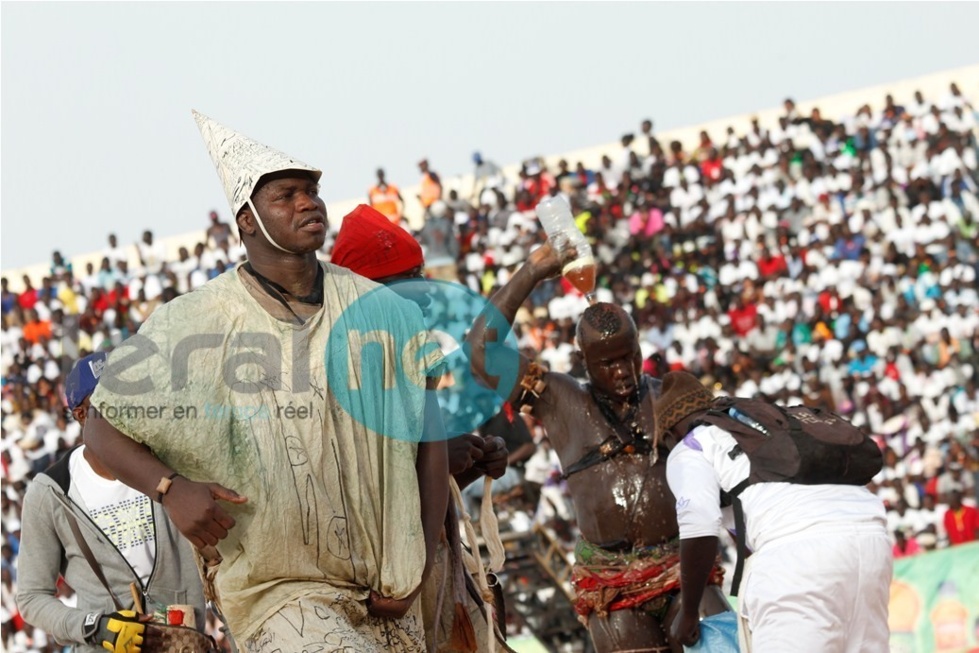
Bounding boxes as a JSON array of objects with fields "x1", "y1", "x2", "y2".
[
  {"x1": 534, "y1": 196, "x2": 596, "y2": 302},
  {"x1": 729, "y1": 408, "x2": 770, "y2": 436}
]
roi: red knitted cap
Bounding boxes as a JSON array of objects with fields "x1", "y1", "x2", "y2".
[{"x1": 331, "y1": 204, "x2": 424, "y2": 281}]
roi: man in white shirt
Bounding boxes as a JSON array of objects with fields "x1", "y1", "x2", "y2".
[
  {"x1": 655, "y1": 372, "x2": 891, "y2": 652},
  {"x1": 907, "y1": 90, "x2": 931, "y2": 118},
  {"x1": 885, "y1": 212, "x2": 917, "y2": 258},
  {"x1": 16, "y1": 352, "x2": 207, "y2": 651},
  {"x1": 135, "y1": 230, "x2": 167, "y2": 276},
  {"x1": 102, "y1": 233, "x2": 128, "y2": 269},
  {"x1": 167, "y1": 247, "x2": 197, "y2": 295}
]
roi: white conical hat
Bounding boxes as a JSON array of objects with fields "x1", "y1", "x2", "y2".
[{"x1": 192, "y1": 110, "x2": 321, "y2": 217}]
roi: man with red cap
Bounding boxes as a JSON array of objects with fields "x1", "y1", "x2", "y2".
[
  {"x1": 332, "y1": 204, "x2": 512, "y2": 652},
  {"x1": 331, "y1": 204, "x2": 426, "y2": 283}
]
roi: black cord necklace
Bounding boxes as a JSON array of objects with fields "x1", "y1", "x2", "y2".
[
  {"x1": 588, "y1": 378, "x2": 650, "y2": 448},
  {"x1": 559, "y1": 377, "x2": 656, "y2": 481},
  {"x1": 244, "y1": 262, "x2": 324, "y2": 324}
]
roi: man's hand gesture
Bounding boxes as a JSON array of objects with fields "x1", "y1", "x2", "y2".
[
  {"x1": 527, "y1": 241, "x2": 563, "y2": 280},
  {"x1": 161, "y1": 476, "x2": 248, "y2": 549}
]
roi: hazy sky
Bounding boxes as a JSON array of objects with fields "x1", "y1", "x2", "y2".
[{"x1": 2, "y1": 2, "x2": 978, "y2": 270}]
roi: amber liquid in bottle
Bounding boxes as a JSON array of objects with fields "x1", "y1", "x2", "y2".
[{"x1": 563, "y1": 256, "x2": 597, "y2": 303}]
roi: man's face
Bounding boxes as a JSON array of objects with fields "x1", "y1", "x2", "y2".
[
  {"x1": 949, "y1": 492, "x2": 963, "y2": 509},
  {"x1": 249, "y1": 174, "x2": 328, "y2": 253},
  {"x1": 582, "y1": 329, "x2": 642, "y2": 400}
]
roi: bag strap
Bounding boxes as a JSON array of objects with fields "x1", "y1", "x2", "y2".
[
  {"x1": 726, "y1": 478, "x2": 751, "y2": 598},
  {"x1": 66, "y1": 511, "x2": 125, "y2": 611}
]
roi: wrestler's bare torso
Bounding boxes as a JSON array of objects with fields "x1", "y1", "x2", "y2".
[{"x1": 533, "y1": 373, "x2": 677, "y2": 549}]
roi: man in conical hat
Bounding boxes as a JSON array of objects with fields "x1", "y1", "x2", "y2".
[{"x1": 85, "y1": 112, "x2": 450, "y2": 652}]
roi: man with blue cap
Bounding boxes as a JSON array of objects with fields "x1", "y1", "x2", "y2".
[{"x1": 16, "y1": 352, "x2": 206, "y2": 652}]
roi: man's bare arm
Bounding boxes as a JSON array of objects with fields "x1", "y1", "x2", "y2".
[
  {"x1": 368, "y1": 380, "x2": 449, "y2": 619},
  {"x1": 417, "y1": 441, "x2": 448, "y2": 576},
  {"x1": 468, "y1": 242, "x2": 562, "y2": 404},
  {"x1": 417, "y1": 381, "x2": 449, "y2": 586},
  {"x1": 508, "y1": 441, "x2": 537, "y2": 466},
  {"x1": 671, "y1": 535, "x2": 720, "y2": 646},
  {"x1": 84, "y1": 410, "x2": 247, "y2": 550}
]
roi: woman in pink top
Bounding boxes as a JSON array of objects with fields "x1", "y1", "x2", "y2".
[
  {"x1": 629, "y1": 193, "x2": 664, "y2": 238},
  {"x1": 892, "y1": 529, "x2": 921, "y2": 558}
]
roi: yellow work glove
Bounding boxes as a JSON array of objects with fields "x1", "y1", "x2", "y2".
[{"x1": 92, "y1": 610, "x2": 145, "y2": 653}]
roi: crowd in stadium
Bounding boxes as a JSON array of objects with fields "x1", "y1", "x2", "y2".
[{"x1": 2, "y1": 81, "x2": 978, "y2": 650}]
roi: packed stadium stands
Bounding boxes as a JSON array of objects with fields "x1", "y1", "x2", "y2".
[{"x1": 1, "y1": 71, "x2": 977, "y2": 651}]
